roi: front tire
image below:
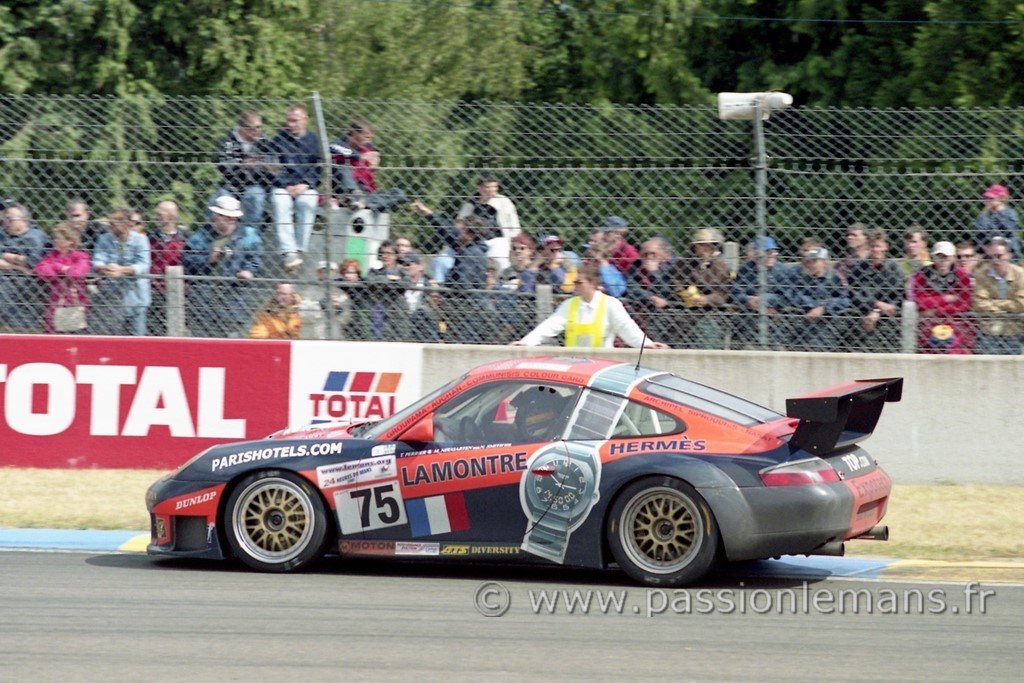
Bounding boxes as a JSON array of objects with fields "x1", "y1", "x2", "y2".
[
  {"x1": 224, "y1": 470, "x2": 329, "y2": 572},
  {"x1": 607, "y1": 476, "x2": 720, "y2": 587}
]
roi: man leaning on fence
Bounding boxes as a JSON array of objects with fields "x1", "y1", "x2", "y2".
[
  {"x1": 92, "y1": 208, "x2": 152, "y2": 336},
  {"x1": 908, "y1": 241, "x2": 974, "y2": 354},
  {"x1": 777, "y1": 247, "x2": 850, "y2": 352},
  {"x1": 0, "y1": 203, "x2": 48, "y2": 332},
  {"x1": 183, "y1": 196, "x2": 263, "y2": 338},
  {"x1": 972, "y1": 240, "x2": 1024, "y2": 355},
  {"x1": 514, "y1": 262, "x2": 668, "y2": 349},
  {"x1": 846, "y1": 228, "x2": 904, "y2": 352},
  {"x1": 730, "y1": 235, "x2": 787, "y2": 348},
  {"x1": 625, "y1": 235, "x2": 682, "y2": 345},
  {"x1": 215, "y1": 110, "x2": 275, "y2": 230},
  {"x1": 676, "y1": 228, "x2": 731, "y2": 349}
]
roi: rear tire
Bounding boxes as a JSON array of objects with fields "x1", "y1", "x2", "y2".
[
  {"x1": 224, "y1": 470, "x2": 329, "y2": 572},
  {"x1": 607, "y1": 476, "x2": 720, "y2": 587}
]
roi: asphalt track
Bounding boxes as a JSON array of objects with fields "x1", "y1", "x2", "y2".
[{"x1": 2, "y1": 544, "x2": 1021, "y2": 679}]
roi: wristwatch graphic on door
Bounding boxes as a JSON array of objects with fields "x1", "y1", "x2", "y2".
[{"x1": 520, "y1": 443, "x2": 601, "y2": 564}]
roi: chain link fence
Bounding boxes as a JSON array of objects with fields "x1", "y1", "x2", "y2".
[{"x1": 1, "y1": 94, "x2": 1022, "y2": 353}]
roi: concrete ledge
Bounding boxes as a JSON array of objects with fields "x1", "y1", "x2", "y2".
[{"x1": 422, "y1": 346, "x2": 1020, "y2": 485}]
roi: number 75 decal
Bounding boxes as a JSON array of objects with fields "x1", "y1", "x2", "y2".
[{"x1": 335, "y1": 483, "x2": 408, "y2": 534}]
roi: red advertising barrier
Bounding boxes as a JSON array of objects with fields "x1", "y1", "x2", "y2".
[{"x1": 0, "y1": 335, "x2": 292, "y2": 469}]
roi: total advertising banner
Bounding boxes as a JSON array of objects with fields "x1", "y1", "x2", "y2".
[{"x1": 0, "y1": 336, "x2": 423, "y2": 469}]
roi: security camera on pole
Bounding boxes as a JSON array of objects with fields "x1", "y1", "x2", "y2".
[{"x1": 717, "y1": 91, "x2": 794, "y2": 348}]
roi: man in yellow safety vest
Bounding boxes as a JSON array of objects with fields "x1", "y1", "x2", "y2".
[{"x1": 513, "y1": 262, "x2": 668, "y2": 348}]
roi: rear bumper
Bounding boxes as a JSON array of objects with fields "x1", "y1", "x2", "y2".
[{"x1": 702, "y1": 467, "x2": 891, "y2": 561}]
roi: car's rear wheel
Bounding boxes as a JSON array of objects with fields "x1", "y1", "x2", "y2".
[
  {"x1": 607, "y1": 476, "x2": 719, "y2": 587},
  {"x1": 224, "y1": 470, "x2": 328, "y2": 572}
]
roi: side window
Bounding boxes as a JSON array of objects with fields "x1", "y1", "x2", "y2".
[
  {"x1": 611, "y1": 399, "x2": 684, "y2": 438},
  {"x1": 433, "y1": 381, "x2": 581, "y2": 444}
]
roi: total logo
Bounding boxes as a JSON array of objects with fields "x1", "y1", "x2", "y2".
[
  {"x1": 308, "y1": 371, "x2": 401, "y2": 422},
  {"x1": 0, "y1": 363, "x2": 244, "y2": 438}
]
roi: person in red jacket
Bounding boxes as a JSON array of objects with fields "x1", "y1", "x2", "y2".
[
  {"x1": 908, "y1": 240, "x2": 975, "y2": 354},
  {"x1": 35, "y1": 223, "x2": 91, "y2": 334},
  {"x1": 148, "y1": 200, "x2": 188, "y2": 335}
]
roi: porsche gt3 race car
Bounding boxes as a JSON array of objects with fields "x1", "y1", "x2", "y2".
[{"x1": 147, "y1": 357, "x2": 900, "y2": 587}]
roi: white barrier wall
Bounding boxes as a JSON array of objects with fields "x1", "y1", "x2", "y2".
[{"x1": 422, "y1": 346, "x2": 1021, "y2": 485}]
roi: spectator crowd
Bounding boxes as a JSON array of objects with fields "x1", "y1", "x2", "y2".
[{"x1": 2, "y1": 105, "x2": 1024, "y2": 355}]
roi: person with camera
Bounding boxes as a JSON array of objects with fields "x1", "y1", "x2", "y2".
[{"x1": 183, "y1": 196, "x2": 263, "y2": 337}]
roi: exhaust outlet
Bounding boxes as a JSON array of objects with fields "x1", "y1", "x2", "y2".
[
  {"x1": 855, "y1": 525, "x2": 889, "y2": 541},
  {"x1": 807, "y1": 541, "x2": 845, "y2": 557}
]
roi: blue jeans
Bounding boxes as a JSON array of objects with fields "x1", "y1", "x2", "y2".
[{"x1": 271, "y1": 187, "x2": 319, "y2": 255}]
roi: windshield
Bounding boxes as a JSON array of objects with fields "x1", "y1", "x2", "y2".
[
  {"x1": 643, "y1": 374, "x2": 782, "y2": 427},
  {"x1": 354, "y1": 374, "x2": 468, "y2": 440}
]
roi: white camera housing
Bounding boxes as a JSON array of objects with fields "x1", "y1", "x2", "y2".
[{"x1": 717, "y1": 91, "x2": 794, "y2": 121}]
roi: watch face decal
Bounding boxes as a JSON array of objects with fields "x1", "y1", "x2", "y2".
[{"x1": 519, "y1": 443, "x2": 602, "y2": 564}]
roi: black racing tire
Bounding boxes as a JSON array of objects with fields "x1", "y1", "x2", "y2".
[
  {"x1": 223, "y1": 470, "x2": 329, "y2": 572},
  {"x1": 606, "y1": 476, "x2": 720, "y2": 587}
]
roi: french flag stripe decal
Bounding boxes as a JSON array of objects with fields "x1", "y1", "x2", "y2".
[{"x1": 407, "y1": 493, "x2": 470, "y2": 537}]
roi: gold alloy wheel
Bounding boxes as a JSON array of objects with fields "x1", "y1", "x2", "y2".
[
  {"x1": 231, "y1": 477, "x2": 315, "y2": 565},
  {"x1": 619, "y1": 486, "x2": 704, "y2": 574}
]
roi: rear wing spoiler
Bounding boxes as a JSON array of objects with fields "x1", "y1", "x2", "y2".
[{"x1": 785, "y1": 378, "x2": 903, "y2": 456}]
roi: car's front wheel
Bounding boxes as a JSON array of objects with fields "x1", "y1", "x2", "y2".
[
  {"x1": 607, "y1": 476, "x2": 720, "y2": 587},
  {"x1": 224, "y1": 470, "x2": 329, "y2": 572}
]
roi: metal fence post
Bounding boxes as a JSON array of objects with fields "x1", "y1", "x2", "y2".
[
  {"x1": 752, "y1": 100, "x2": 769, "y2": 349},
  {"x1": 901, "y1": 300, "x2": 918, "y2": 354},
  {"x1": 165, "y1": 265, "x2": 185, "y2": 337},
  {"x1": 311, "y1": 91, "x2": 336, "y2": 339},
  {"x1": 535, "y1": 284, "x2": 554, "y2": 325}
]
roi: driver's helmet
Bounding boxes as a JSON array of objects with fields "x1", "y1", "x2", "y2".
[{"x1": 513, "y1": 386, "x2": 566, "y2": 441}]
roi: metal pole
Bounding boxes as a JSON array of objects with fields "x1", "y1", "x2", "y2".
[
  {"x1": 752, "y1": 101, "x2": 769, "y2": 349},
  {"x1": 311, "y1": 91, "x2": 337, "y2": 339}
]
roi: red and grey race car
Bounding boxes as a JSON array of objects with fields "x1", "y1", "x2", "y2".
[{"x1": 147, "y1": 357, "x2": 900, "y2": 586}]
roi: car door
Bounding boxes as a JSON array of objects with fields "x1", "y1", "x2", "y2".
[{"x1": 389, "y1": 379, "x2": 583, "y2": 544}]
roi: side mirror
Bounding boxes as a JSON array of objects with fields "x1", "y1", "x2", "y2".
[{"x1": 400, "y1": 415, "x2": 434, "y2": 443}]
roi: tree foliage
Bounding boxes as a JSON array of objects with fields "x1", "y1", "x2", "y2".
[{"x1": 3, "y1": 0, "x2": 1024, "y2": 105}]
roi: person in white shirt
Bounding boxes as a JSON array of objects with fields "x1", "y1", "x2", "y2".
[
  {"x1": 513, "y1": 263, "x2": 668, "y2": 348},
  {"x1": 457, "y1": 175, "x2": 521, "y2": 271}
]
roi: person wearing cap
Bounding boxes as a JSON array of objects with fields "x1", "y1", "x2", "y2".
[
  {"x1": 730, "y1": 235, "x2": 788, "y2": 348},
  {"x1": 91, "y1": 207, "x2": 152, "y2": 336},
  {"x1": 907, "y1": 240, "x2": 974, "y2": 354},
  {"x1": 601, "y1": 215, "x2": 639, "y2": 275},
  {"x1": 776, "y1": 246, "x2": 851, "y2": 351},
  {"x1": 534, "y1": 233, "x2": 579, "y2": 294},
  {"x1": 676, "y1": 228, "x2": 731, "y2": 348},
  {"x1": 249, "y1": 282, "x2": 303, "y2": 340},
  {"x1": 974, "y1": 184, "x2": 1019, "y2": 259},
  {"x1": 513, "y1": 262, "x2": 669, "y2": 349},
  {"x1": 972, "y1": 240, "x2": 1024, "y2": 355},
  {"x1": 846, "y1": 229, "x2": 904, "y2": 352},
  {"x1": 183, "y1": 195, "x2": 264, "y2": 337}
]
